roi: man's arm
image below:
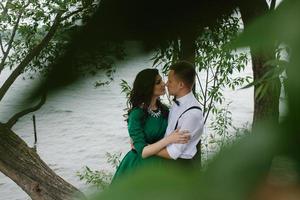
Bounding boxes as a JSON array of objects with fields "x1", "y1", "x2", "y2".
[
  {"x1": 156, "y1": 148, "x2": 172, "y2": 159},
  {"x1": 158, "y1": 110, "x2": 203, "y2": 160},
  {"x1": 133, "y1": 129, "x2": 189, "y2": 159}
]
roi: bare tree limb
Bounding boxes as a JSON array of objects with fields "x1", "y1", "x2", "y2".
[
  {"x1": 0, "y1": 12, "x2": 63, "y2": 102},
  {"x1": 5, "y1": 93, "x2": 47, "y2": 129}
]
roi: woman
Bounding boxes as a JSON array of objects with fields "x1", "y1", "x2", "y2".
[{"x1": 112, "y1": 68, "x2": 190, "y2": 183}]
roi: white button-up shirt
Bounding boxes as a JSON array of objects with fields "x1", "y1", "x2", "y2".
[{"x1": 165, "y1": 92, "x2": 204, "y2": 160}]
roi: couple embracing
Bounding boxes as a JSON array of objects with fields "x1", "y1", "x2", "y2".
[{"x1": 112, "y1": 61, "x2": 204, "y2": 183}]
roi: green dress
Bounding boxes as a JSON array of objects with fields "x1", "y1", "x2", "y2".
[{"x1": 112, "y1": 107, "x2": 168, "y2": 183}]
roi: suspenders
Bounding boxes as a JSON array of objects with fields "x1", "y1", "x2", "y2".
[
  {"x1": 174, "y1": 106, "x2": 202, "y2": 130},
  {"x1": 173, "y1": 106, "x2": 202, "y2": 167}
]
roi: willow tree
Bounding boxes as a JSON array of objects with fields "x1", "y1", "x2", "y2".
[{"x1": 0, "y1": 0, "x2": 123, "y2": 199}]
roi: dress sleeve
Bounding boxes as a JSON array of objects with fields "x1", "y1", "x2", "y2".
[{"x1": 128, "y1": 108, "x2": 147, "y2": 156}]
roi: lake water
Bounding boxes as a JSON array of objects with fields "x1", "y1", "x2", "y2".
[{"x1": 0, "y1": 43, "x2": 278, "y2": 200}]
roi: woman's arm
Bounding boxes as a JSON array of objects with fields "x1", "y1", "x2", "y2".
[
  {"x1": 128, "y1": 108, "x2": 189, "y2": 159},
  {"x1": 141, "y1": 129, "x2": 190, "y2": 158}
]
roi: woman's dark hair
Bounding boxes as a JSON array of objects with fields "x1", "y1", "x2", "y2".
[{"x1": 128, "y1": 68, "x2": 168, "y2": 120}]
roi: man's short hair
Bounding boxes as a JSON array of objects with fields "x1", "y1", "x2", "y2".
[{"x1": 169, "y1": 60, "x2": 196, "y2": 89}]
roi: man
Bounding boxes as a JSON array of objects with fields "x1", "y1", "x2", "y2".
[
  {"x1": 129, "y1": 61, "x2": 204, "y2": 164},
  {"x1": 156, "y1": 61, "x2": 204, "y2": 164}
]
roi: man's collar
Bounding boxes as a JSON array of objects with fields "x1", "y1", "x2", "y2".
[
  {"x1": 172, "y1": 97, "x2": 180, "y2": 106},
  {"x1": 174, "y1": 91, "x2": 193, "y2": 106}
]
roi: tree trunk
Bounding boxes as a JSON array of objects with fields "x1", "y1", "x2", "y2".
[
  {"x1": 251, "y1": 52, "x2": 281, "y2": 126},
  {"x1": 0, "y1": 123, "x2": 84, "y2": 200},
  {"x1": 239, "y1": 0, "x2": 281, "y2": 127}
]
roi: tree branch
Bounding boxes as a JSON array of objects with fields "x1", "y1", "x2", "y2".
[
  {"x1": 0, "y1": 34, "x2": 5, "y2": 55},
  {"x1": 5, "y1": 93, "x2": 47, "y2": 129},
  {"x1": 0, "y1": 12, "x2": 63, "y2": 102},
  {"x1": 196, "y1": 71, "x2": 205, "y2": 101},
  {"x1": 0, "y1": 1, "x2": 30, "y2": 74},
  {"x1": 0, "y1": 11, "x2": 22, "y2": 73},
  {"x1": 204, "y1": 65, "x2": 232, "y2": 124},
  {"x1": 0, "y1": 2, "x2": 5, "y2": 10},
  {"x1": 204, "y1": 64, "x2": 220, "y2": 124},
  {"x1": 202, "y1": 63, "x2": 210, "y2": 116},
  {"x1": 60, "y1": 7, "x2": 86, "y2": 22},
  {"x1": 0, "y1": 1, "x2": 8, "y2": 17}
]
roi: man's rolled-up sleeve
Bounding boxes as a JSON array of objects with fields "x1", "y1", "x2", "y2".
[{"x1": 166, "y1": 110, "x2": 203, "y2": 160}]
